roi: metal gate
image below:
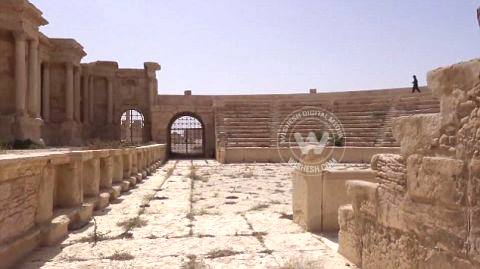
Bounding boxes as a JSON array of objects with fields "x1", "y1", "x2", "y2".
[
  {"x1": 120, "y1": 109, "x2": 144, "y2": 143},
  {"x1": 170, "y1": 115, "x2": 204, "y2": 157}
]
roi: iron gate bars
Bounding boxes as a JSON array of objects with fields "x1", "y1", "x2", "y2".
[
  {"x1": 170, "y1": 115, "x2": 204, "y2": 157},
  {"x1": 121, "y1": 109, "x2": 144, "y2": 143}
]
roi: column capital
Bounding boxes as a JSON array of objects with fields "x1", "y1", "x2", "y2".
[
  {"x1": 29, "y1": 38, "x2": 39, "y2": 47},
  {"x1": 13, "y1": 31, "x2": 27, "y2": 41}
]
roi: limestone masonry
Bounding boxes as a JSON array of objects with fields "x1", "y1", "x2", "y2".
[
  {"x1": 337, "y1": 59, "x2": 480, "y2": 268},
  {"x1": 1, "y1": 1, "x2": 478, "y2": 269},
  {"x1": 0, "y1": 1, "x2": 438, "y2": 158}
]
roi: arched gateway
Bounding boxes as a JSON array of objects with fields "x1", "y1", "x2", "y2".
[
  {"x1": 168, "y1": 113, "x2": 205, "y2": 157},
  {"x1": 120, "y1": 109, "x2": 145, "y2": 143}
]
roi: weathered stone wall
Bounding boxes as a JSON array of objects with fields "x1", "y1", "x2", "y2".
[
  {"x1": 153, "y1": 89, "x2": 438, "y2": 160},
  {"x1": 0, "y1": 29, "x2": 15, "y2": 115},
  {"x1": 0, "y1": 144, "x2": 165, "y2": 269},
  {"x1": 0, "y1": 0, "x2": 160, "y2": 146},
  {"x1": 152, "y1": 95, "x2": 216, "y2": 158},
  {"x1": 338, "y1": 58, "x2": 480, "y2": 269}
]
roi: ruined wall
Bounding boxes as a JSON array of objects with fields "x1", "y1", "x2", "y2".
[
  {"x1": 338, "y1": 58, "x2": 480, "y2": 269},
  {"x1": 0, "y1": 29, "x2": 15, "y2": 115},
  {"x1": 0, "y1": 0, "x2": 160, "y2": 147},
  {"x1": 0, "y1": 144, "x2": 165, "y2": 269}
]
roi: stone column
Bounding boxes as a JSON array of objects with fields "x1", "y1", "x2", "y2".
[
  {"x1": 74, "y1": 67, "x2": 81, "y2": 122},
  {"x1": 14, "y1": 32, "x2": 27, "y2": 116},
  {"x1": 36, "y1": 164, "x2": 54, "y2": 224},
  {"x1": 28, "y1": 38, "x2": 40, "y2": 117},
  {"x1": 42, "y1": 63, "x2": 50, "y2": 122},
  {"x1": 125, "y1": 110, "x2": 131, "y2": 141},
  {"x1": 107, "y1": 77, "x2": 113, "y2": 124},
  {"x1": 89, "y1": 76, "x2": 94, "y2": 122},
  {"x1": 100, "y1": 156, "x2": 113, "y2": 188},
  {"x1": 83, "y1": 159, "x2": 100, "y2": 197},
  {"x1": 148, "y1": 79, "x2": 155, "y2": 107},
  {"x1": 65, "y1": 63, "x2": 74, "y2": 121},
  {"x1": 82, "y1": 74, "x2": 89, "y2": 123},
  {"x1": 56, "y1": 160, "x2": 83, "y2": 207}
]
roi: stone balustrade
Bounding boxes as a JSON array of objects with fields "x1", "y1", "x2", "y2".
[{"x1": 0, "y1": 144, "x2": 165, "y2": 269}]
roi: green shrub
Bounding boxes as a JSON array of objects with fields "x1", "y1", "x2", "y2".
[
  {"x1": 313, "y1": 130, "x2": 345, "y2": 147},
  {"x1": 330, "y1": 134, "x2": 346, "y2": 147},
  {"x1": 0, "y1": 139, "x2": 44, "y2": 151}
]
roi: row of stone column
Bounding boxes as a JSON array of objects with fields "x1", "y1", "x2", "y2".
[
  {"x1": 40, "y1": 65, "x2": 115, "y2": 124},
  {"x1": 38, "y1": 145, "x2": 165, "y2": 222},
  {"x1": 14, "y1": 32, "x2": 41, "y2": 118},
  {"x1": 13, "y1": 31, "x2": 115, "y2": 125}
]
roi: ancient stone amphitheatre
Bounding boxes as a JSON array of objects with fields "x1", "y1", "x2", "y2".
[{"x1": 0, "y1": 1, "x2": 479, "y2": 268}]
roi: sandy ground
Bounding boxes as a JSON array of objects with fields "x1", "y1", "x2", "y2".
[{"x1": 17, "y1": 160, "x2": 357, "y2": 269}]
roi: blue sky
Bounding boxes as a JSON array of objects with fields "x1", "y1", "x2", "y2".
[{"x1": 32, "y1": 0, "x2": 480, "y2": 95}]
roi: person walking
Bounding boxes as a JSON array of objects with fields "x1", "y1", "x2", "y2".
[{"x1": 412, "y1": 75, "x2": 421, "y2": 93}]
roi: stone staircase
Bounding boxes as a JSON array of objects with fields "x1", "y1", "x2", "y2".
[{"x1": 216, "y1": 90, "x2": 440, "y2": 148}]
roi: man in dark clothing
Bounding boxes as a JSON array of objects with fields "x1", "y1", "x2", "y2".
[{"x1": 412, "y1": 75, "x2": 421, "y2": 93}]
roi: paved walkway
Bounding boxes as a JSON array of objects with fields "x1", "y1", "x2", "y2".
[{"x1": 19, "y1": 160, "x2": 356, "y2": 269}]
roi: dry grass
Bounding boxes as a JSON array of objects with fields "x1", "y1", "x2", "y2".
[
  {"x1": 278, "y1": 256, "x2": 324, "y2": 269},
  {"x1": 189, "y1": 167, "x2": 208, "y2": 182},
  {"x1": 243, "y1": 170, "x2": 254, "y2": 178},
  {"x1": 205, "y1": 249, "x2": 242, "y2": 259},
  {"x1": 0, "y1": 139, "x2": 44, "y2": 151},
  {"x1": 193, "y1": 208, "x2": 219, "y2": 216},
  {"x1": 249, "y1": 203, "x2": 270, "y2": 211},
  {"x1": 85, "y1": 139, "x2": 138, "y2": 150},
  {"x1": 252, "y1": 231, "x2": 268, "y2": 244},
  {"x1": 186, "y1": 212, "x2": 195, "y2": 221},
  {"x1": 105, "y1": 250, "x2": 135, "y2": 261},
  {"x1": 117, "y1": 216, "x2": 147, "y2": 232},
  {"x1": 182, "y1": 254, "x2": 209, "y2": 269},
  {"x1": 165, "y1": 162, "x2": 177, "y2": 179}
]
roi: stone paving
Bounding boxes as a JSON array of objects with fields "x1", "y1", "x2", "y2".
[{"x1": 18, "y1": 160, "x2": 356, "y2": 269}]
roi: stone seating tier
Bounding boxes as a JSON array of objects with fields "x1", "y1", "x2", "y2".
[{"x1": 217, "y1": 89, "x2": 440, "y2": 149}]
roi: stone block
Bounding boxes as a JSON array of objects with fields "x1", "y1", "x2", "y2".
[
  {"x1": 110, "y1": 186, "x2": 122, "y2": 200},
  {"x1": 392, "y1": 113, "x2": 441, "y2": 157},
  {"x1": 55, "y1": 160, "x2": 83, "y2": 207},
  {"x1": 346, "y1": 180, "x2": 379, "y2": 218},
  {"x1": 35, "y1": 164, "x2": 55, "y2": 224},
  {"x1": 408, "y1": 157, "x2": 465, "y2": 207},
  {"x1": 338, "y1": 204, "x2": 362, "y2": 266},
  {"x1": 292, "y1": 170, "x2": 322, "y2": 232},
  {"x1": 127, "y1": 176, "x2": 137, "y2": 186},
  {"x1": 99, "y1": 156, "x2": 113, "y2": 189},
  {"x1": 322, "y1": 170, "x2": 375, "y2": 231},
  {"x1": 95, "y1": 192, "x2": 110, "y2": 210},
  {"x1": 42, "y1": 215, "x2": 70, "y2": 246},
  {"x1": 0, "y1": 228, "x2": 40, "y2": 269},
  {"x1": 83, "y1": 158, "x2": 100, "y2": 197},
  {"x1": 76, "y1": 202, "x2": 94, "y2": 225}
]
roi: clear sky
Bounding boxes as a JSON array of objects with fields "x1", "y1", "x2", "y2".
[{"x1": 31, "y1": 0, "x2": 480, "y2": 95}]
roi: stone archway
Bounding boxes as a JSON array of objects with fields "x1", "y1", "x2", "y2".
[
  {"x1": 120, "y1": 109, "x2": 145, "y2": 143},
  {"x1": 168, "y1": 112, "x2": 205, "y2": 158}
]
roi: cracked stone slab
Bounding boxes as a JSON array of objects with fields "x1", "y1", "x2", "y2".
[{"x1": 18, "y1": 160, "x2": 356, "y2": 269}]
